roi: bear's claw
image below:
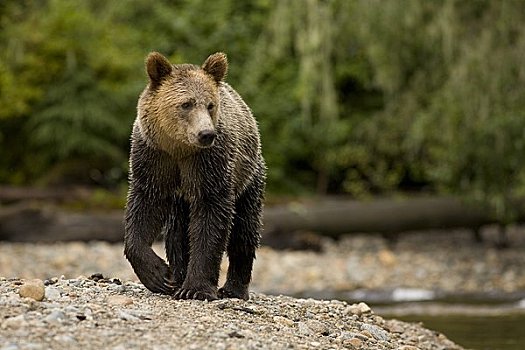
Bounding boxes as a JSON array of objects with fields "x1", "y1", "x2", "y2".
[
  {"x1": 134, "y1": 259, "x2": 176, "y2": 295},
  {"x1": 143, "y1": 275, "x2": 174, "y2": 295},
  {"x1": 218, "y1": 286, "x2": 249, "y2": 300},
  {"x1": 174, "y1": 287, "x2": 218, "y2": 301}
]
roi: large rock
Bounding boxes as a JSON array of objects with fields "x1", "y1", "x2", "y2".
[{"x1": 19, "y1": 279, "x2": 45, "y2": 301}]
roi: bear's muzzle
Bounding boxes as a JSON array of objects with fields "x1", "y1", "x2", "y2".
[{"x1": 197, "y1": 130, "x2": 217, "y2": 147}]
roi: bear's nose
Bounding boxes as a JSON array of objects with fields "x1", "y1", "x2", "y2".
[{"x1": 198, "y1": 130, "x2": 217, "y2": 147}]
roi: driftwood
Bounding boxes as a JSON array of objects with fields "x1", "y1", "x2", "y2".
[
  {"x1": 262, "y1": 197, "x2": 499, "y2": 237},
  {"x1": 0, "y1": 186, "x2": 90, "y2": 204},
  {"x1": 0, "y1": 197, "x2": 518, "y2": 243},
  {"x1": 0, "y1": 204, "x2": 124, "y2": 242}
]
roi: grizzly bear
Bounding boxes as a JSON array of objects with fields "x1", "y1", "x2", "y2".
[{"x1": 124, "y1": 52, "x2": 266, "y2": 301}]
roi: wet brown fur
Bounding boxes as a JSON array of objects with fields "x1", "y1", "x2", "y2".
[{"x1": 124, "y1": 52, "x2": 265, "y2": 301}]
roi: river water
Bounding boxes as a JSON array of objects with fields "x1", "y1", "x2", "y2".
[
  {"x1": 298, "y1": 288, "x2": 525, "y2": 350},
  {"x1": 372, "y1": 292, "x2": 525, "y2": 350},
  {"x1": 372, "y1": 290, "x2": 525, "y2": 350},
  {"x1": 389, "y1": 313, "x2": 525, "y2": 350}
]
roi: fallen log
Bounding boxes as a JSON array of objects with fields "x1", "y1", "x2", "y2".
[
  {"x1": 0, "y1": 197, "x2": 519, "y2": 243},
  {"x1": 262, "y1": 197, "x2": 499, "y2": 237},
  {"x1": 0, "y1": 186, "x2": 91, "y2": 204},
  {"x1": 0, "y1": 204, "x2": 124, "y2": 242}
]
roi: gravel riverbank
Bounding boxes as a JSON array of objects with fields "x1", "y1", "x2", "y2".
[
  {"x1": 1, "y1": 276, "x2": 461, "y2": 350},
  {"x1": 1, "y1": 226, "x2": 524, "y2": 349},
  {"x1": 1, "y1": 226, "x2": 524, "y2": 297}
]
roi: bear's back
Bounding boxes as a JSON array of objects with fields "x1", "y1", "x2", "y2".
[{"x1": 218, "y1": 82, "x2": 264, "y2": 196}]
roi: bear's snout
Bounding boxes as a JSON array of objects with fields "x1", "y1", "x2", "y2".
[{"x1": 197, "y1": 130, "x2": 217, "y2": 147}]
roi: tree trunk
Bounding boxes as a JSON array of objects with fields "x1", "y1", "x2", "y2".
[
  {"x1": 0, "y1": 204, "x2": 124, "y2": 242},
  {"x1": 0, "y1": 196, "x2": 519, "y2": 243},
  {"x1": 262, "y1": 197, "x2": 499, "y2": 237}
]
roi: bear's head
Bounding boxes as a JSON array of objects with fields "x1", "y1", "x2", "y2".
[{"x1": 138, "y1": 52, "x2": 228, "y2": 154}]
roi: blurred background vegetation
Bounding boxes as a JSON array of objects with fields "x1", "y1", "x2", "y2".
[{"x1": 1, "y1": 0, "x2": 525, "y2": 220}]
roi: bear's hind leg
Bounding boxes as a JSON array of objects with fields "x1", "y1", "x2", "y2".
[
  {"x1": 219, "y1": 176, "x2": 264, "y2": 300},
  {"x1": 165, "y1": 196, "x2": 191, "y2": 288}
]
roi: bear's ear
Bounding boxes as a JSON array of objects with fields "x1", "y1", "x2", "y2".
[
  {"x1": 146, "y1": 52, "x2": 173, "y2": 88},
  {"x1": 202, "y1": 52, "x2": 228, "y2": 83}
]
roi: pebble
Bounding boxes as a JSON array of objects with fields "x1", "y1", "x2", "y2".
[
  {"x1": 378, "y1": 249, "x2": 397, "y2": 266},
  {"x1": 45, "y1": 310, "x2": 66, "y2": 324},
  {"x1": 2, "y1": 314, "x2": 26, "y2": 329},
  {"x1": 44, "y1": 277, "x2": 58, "y2": 286},
  {"x1": 304, "y1": 319, "x2": 329, "y2": 335},
  {"x1": 0, "y1": 343, "x2": 19, "y2": 350},
  {"x1": 345, "y1": 337, "x2": 363, "y2": 349},
  {"x1": 298, "y1": 321, "x2": 312, "y2": 335},
  {"x1": 1, "y1": 344, "x2": 19, "y2": 350},
  {"x1": 272, "y1": 315, "x2": 294, "y2": 327},
  {"x1": 45, "y1": 286, "x2": 62, "y2": 301},
  {"x1": 64, "y1": 305, "x2": 79, "y2": 313},
  {"x1": 346, "y1": 302, "x2": 372, "y2": 316},
  {"x1": 19, "y1": 280, "x2": 45, "y2": 301},
  {"x1": 108, "y1": 284, "x2": 126, "y2": 293},
  {"x1": 386, "y1": 322, "x2": 405, "y2": 334},
  {"x1": 83, "y1": 308, "x2": 93, "y2": 320},
  {"x1": 361, "y1": 323, "x2": 390, "y2": 341},
  {"x1": 360, "y1": 330, "x2": 373, "y2": 338},
  {"x1": 107, "y1": 295, "x2": 133, "y2": 306},
  {"x1": 118, "y1": 310, "x2": 140, "y2": 321},
  {"x1": 53, "y1": 334, "x2": 76, "y2": 343}
]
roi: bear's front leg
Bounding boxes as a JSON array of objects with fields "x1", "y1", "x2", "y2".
[
  {"x1": 218, "y1": 175, "x2": 264, "y2": 300},
  {"x1": 174, "y1": 193, "x2": 233, "y2": 301},
  {"x1": 124, "y1": 188, "x2": 175, "y2": 295},
  {"x1": 165, "y1": 196, "x2": 191, "y2": 288}
]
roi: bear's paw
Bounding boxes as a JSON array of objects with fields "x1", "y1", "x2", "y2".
[{"x1": 174, "y1": 286, "x2": 218, "y2": 301}]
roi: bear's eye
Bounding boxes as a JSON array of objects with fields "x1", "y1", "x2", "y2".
[
  {"x1": 207, "y1": 103, "x2": 215, "y2": 111},
  {"x1": 181, "y1": 102, "x2": 192, "y2": 110}
]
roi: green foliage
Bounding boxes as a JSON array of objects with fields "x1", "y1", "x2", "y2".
[
  {"x1": 242, "y1": 0, "x2": 359, "y2": 193},
  {"x1": 1, "y1": 0, "x2": 525, "y2": 221},
  {"x1": 0, "y1": 0, "x2": 175, "y2": 184},
  {"x1": 354, "y1": 0, "x2": 525, "y2": 219}
]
